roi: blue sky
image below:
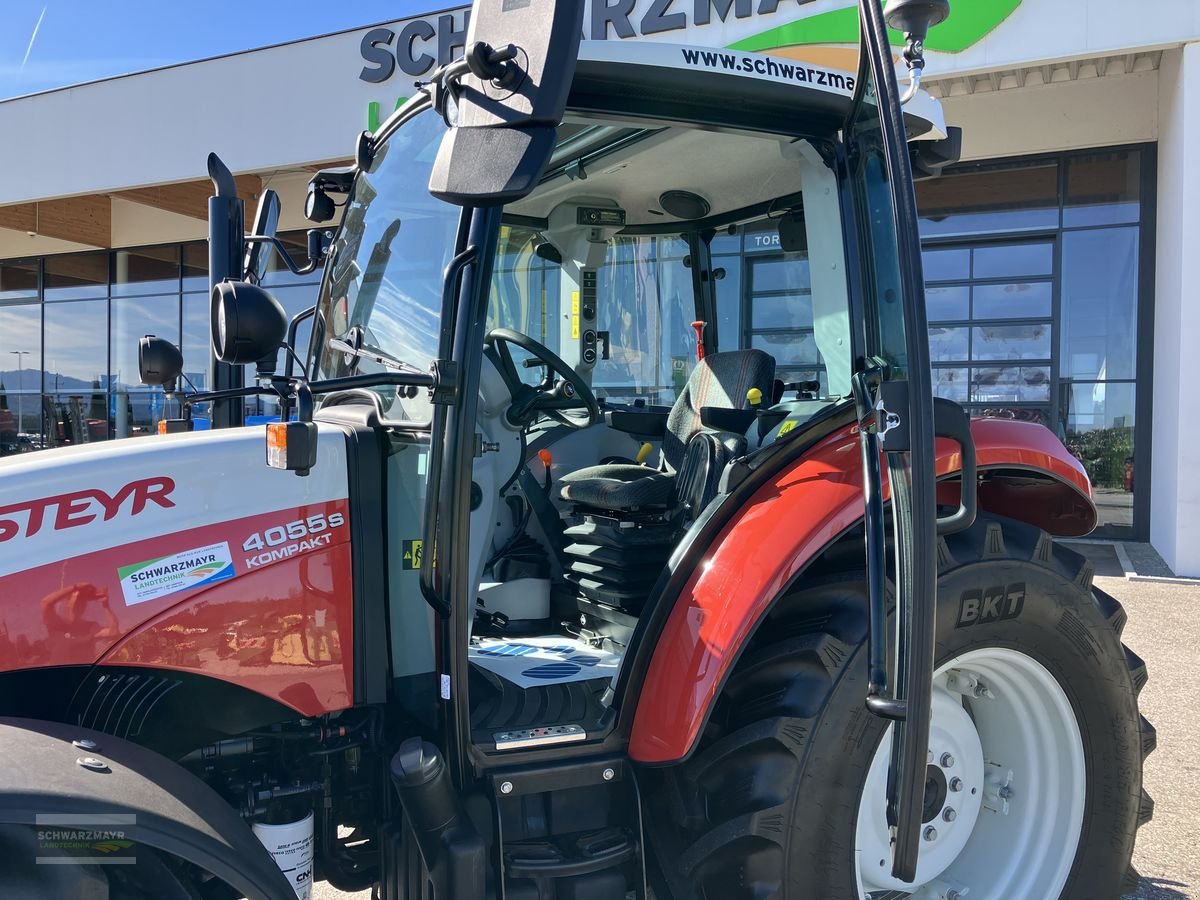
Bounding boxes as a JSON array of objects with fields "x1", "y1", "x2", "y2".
[{"x1": 0, "y1": 0, "x2": 437, "y2": 100}]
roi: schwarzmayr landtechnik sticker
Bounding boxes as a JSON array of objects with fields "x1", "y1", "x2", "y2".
[{"x1": 118, "y1": 542, "x2": 235, "y2": 606}]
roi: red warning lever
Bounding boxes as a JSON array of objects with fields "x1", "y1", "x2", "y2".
[{"x1": 691, "y1": 320, "x2": 707, "y2": 361}]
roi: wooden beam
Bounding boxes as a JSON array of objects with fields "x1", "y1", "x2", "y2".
[
  {"x1": 0, "y1": 195, "x2": 111, "y2": 247},
  {"x1": 0, "y1": 203, "x2": 37, "y2": 234},
  {"x1": 112, "y1": 174, "x2": 261, "y2": 220}
]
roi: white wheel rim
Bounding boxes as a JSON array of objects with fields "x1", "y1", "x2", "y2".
[{"x1": 855, "y1": 648, "x2": 1086, "y2": 899}]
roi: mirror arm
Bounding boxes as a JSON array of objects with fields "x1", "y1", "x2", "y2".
[
  {"x1": 184, "y1": 383, "x2": 287, "y2": 407},
  {"x1": 897, "y1": 36, "x2": 925, "y2": 105},
  {"x1": 283, "y1": 307, "x2": 317, "y2": 382},
  {"x1": 244, "y1": 235, "x2": 323, "y2": 277}
]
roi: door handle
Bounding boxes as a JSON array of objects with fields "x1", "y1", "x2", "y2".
[{"x1": 932, "y1": 398, "x2": 977, "y2": 536}]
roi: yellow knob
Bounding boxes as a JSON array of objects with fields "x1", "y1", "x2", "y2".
[
  {"x1": 747, "y1": 387, "x2": 763, "y2": 407},
  {"x1": 635, "y1": 442, "x2": 654, "y2": 465}
]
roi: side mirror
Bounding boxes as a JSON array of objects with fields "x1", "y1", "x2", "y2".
[
  {"x1": 427, "y1": 0, "x2": 585, "y2": 205},
  {"x1": 211, "y1": 280, "x2": 287, "y2": 374},
  {"x1": 244, "y1": 189, "x2": 281, "y2": 284},
  {"x1": 138, "y1": 336, "x2": 184, "y2": 388}
]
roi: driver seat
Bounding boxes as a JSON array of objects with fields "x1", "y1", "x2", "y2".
[{"x1": 558, "y1": 349, "x2": 775, "y2": 512}]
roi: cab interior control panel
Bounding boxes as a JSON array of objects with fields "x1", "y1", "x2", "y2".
[{"x1": 579, "y1": 268, "x2": 598, "y2": 366}]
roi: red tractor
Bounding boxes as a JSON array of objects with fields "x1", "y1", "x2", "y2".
[{"x1": 0, "y1": 1, "x2": 1152, "y2": 897}]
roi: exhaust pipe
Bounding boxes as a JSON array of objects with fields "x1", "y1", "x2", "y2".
[
  {"x1": 207, "y1": 152, "x2": 246, "y2": 428},
  {"x1": 389, "y1": 738, "x2": 485, "y2": 897}
]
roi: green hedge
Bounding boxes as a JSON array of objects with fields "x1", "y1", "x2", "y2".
[{"x1": 1065, "y1": 426, "x2": 1133, "y2": 490}]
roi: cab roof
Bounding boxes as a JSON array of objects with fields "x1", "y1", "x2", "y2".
[{"x1": 568, "y1": 41, "x2": 945, "y2": 141}]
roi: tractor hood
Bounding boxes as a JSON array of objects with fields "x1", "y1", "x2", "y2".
[{"x1": 0, "y1": 427, "x2": 352, "y2": 685}]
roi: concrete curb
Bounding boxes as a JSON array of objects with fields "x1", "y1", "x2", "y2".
[{"x1": 1127, "y1": 574, "x2": 1200, "y2": 586}]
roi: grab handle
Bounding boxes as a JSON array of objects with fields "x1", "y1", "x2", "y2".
[{"x1": 933, "y1": 398, "x2": 977, "y2": 536}]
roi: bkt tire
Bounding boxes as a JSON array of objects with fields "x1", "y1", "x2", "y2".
[{"x1": 651, "y1": 516, "x2": 1153, "y2": 900}]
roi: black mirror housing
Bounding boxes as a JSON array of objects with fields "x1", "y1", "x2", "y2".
[
  {"x1": 138, "y1": 335, "x2": 184, "y2": 388},
  {"x1": 428, "y1": 0, "x2": 585, "y2": 206},
  {"x1": 211, "y1": 280, "x2": 287, "y2": 369}
]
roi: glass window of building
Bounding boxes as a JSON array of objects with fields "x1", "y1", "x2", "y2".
[
  {"x1": 0, "y1": 259, "x2": 38, "y2": 302},
  {"x1": 112, "y1": 245, "x2": 180, "y2": 296},
  {"x1": 112, "y1": 294, "x2": 180, "y2": 390},
  {"x1": 182, "y1": 241, "x2": 209, "y2": 293},
  {"x1": 44, "y1": 300, "x2": 108, "y2": 399},
  {"x1": 917, "y1": 160, "x2": 1059, "y2": 238},
  {"x1": 44, "y1": 252, "x2": 108, "y2": 302},
  {"x1": 918, "y1": 147, "x2": 1150, "y2": 538}
]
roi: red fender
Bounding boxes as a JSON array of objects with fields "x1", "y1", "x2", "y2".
[{"x1": 629, "y1": 417, "x2": 1095, "y2": 765}]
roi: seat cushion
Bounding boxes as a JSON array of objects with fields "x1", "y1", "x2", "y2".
[{"x1": 558, "y1": 464, "x2": 675, "y2": 511}]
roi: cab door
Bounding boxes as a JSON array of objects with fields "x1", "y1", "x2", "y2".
[{"x1": 842, "y1": 0, "x2": 941, "y2": 883}]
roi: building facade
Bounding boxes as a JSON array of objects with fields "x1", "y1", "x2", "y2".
[{"x1": 1, "y1": 0, "x2": 1197, "y2": 571}]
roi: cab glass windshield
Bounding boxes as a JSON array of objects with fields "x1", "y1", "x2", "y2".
[
  {"x1": 312, "y1": 107, "x2": 458, "y2": 421},
  {"x1": 314, "y1": 106, "x2": 854, "y2": 420}
]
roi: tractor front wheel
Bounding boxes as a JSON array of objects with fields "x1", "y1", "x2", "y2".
[{"x1": 651, "y1": 516, "x2": 1153, "y2": 900}]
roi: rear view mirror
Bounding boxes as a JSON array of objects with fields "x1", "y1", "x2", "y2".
[
  {"x1": 428, "y1": 0, "x2": 585, "y2": 206},
  {"x1": 211, "y1": 280, "x2": 287, "y2": 373},
  {"x1": 138, "y1": 336, "x2": 184, "y2": 388},
  {"x1": 244, "y1": 189, "x2": 281, "y2": 284}
]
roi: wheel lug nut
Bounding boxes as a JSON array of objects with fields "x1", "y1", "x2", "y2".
[
  {"x1": 923, "y1": 826, "x2": 938, "y2": 841},
  {"x1": 942, "y1": 807, "x2": 957, "y2": 822},
  {"x1": 949, "y1": 777, "x2": 963, "y2": 792},
  {"x1": 940, "y1": 753, "x2": 955, "y2": 768}
]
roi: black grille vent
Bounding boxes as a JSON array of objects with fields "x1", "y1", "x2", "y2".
[{"x1": 74, "y1": 672, "x2": 182, "y2": 740}]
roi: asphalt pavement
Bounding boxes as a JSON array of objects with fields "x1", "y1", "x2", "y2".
[
  {"x1": 1113, "y1": 573, "x2": 1200, "y2": 899},
  {"x1": 314, "y1": 572, "x2": 1200, "y2": 900}
]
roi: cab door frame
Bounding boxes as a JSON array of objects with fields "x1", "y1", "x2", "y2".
[{"x1": 841, "y1": 0, "x2": 941, "y2": 882}]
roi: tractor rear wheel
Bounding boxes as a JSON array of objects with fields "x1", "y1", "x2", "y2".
[{"x1": 650, "y1": 516, "x2": 1153, "y2": 899}]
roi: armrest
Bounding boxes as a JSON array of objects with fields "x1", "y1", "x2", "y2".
[
  {"x1": 603, "y1": 408, "x2": 670, "y2": 438},
  {"x1": 700, "y1": 407, "x2": 757, "y2": 434}
]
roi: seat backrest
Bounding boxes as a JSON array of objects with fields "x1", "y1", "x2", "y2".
[{"x1": 662, "y1": 349, "x2": 775, "y2": 472}]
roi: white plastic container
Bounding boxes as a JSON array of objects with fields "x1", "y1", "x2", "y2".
[
  {"x1": 253, "y1": 811, "x2": 315, "y2": 900},
  {"x1": 478, "y1": 577, "x2": 552, "y2": 622}
]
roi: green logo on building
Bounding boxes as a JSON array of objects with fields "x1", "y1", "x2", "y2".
[{"x1": 731, "y1": 0, "x2": 1022, "y2": 55}]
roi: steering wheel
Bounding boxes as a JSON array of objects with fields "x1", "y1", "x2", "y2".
[{"x1": 484, "y1": 328, "x2": 599, "y2": 429}]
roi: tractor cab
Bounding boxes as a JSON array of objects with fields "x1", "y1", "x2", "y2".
[{"x1": 302, "y1": 36, "x2": 946, "y2": 774}]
